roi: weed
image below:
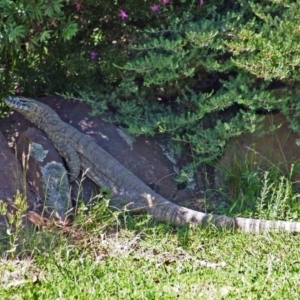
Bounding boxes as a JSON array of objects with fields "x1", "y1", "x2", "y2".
[
  {"x1": 0, "y1": 191, "x2": 28, "y2": 258},
  {"x1": 256, "y1": 167, "x2": 300, "y2": 221}
]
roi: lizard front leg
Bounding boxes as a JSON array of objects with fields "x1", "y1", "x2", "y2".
[{"x1": 52, "y1": 139, "x2": 81, "y2": 182}]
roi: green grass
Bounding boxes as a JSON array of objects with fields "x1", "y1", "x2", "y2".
[
  {"x1": 1, "y1": 163, "x2": 300, "y2": 299},
  {"x1": 0, "y1": 211, "x2": 300, "y2": 299}
]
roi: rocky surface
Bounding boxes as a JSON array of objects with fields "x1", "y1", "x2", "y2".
[
  {"x1": 16, "y1": 127, "x2": 71, "y2": 219},
  {"x1": 0, "y1": 131, "x2": 36, "y2": 231}
]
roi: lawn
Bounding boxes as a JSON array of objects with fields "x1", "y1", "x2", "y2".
[{"x1": 1, "y1": 209, "x2": 300, "y2": 299}]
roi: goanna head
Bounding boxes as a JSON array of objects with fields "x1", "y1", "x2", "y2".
[
  {"x1": 4, "y1": 96, "x2": 55, "y2": 126},
  {"x1": 4, "y1": 96, "x2": 41, "y2": 113}
]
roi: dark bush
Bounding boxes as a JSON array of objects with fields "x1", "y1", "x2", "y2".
[{"x1": 2, "y1": 0, "x2": 300, "y2": 183}]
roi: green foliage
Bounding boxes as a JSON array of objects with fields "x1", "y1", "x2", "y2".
[
  {"x1": 80, "y1": 0, "x2": 300, "y2": 180},
  {"x1": 3, "y1": 0, "x2": 300, "y2": 185},
  {"x1": 217, "y1": 156, "x2": 300, "y2": 221},
  {"x1": 0, "y1": 191, "x2": 28, "y2": 258},
  {"x1": 0, "y1": 0, "x2": 176, "y2": 100},
  {"x1": 73, "y1": 197, "x2": 120, "y2": 232},
  {"x1": 256, "y1": 168, "x2": 300, "y2": 221},
  {"x1": 227, "y1": 0, "x2": 300, "y2": 81},
  {"x1": 0, "y1": 0, "x2": 80, "y2": 96}
]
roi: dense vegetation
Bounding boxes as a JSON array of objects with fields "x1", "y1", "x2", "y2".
[
  {"x1": 2, "y1": 0, "x2": 300, "y2": 173},
  {"x1": 1, "y1": 2, "x2": 300, "y2": 297}
]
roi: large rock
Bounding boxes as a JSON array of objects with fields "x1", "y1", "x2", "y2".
[
  {"x1": 16, "y1": 127, "x2": 72, "y2": 219},
  {"x1": 0, "y1": 131, "x2": 36, "y2": 230}
]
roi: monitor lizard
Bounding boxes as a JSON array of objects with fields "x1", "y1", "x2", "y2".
[{"x1": 4, "y1": 95, "x2": 300, "y2": 232}]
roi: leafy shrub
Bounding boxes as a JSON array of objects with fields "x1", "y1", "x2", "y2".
[
  {"x1": 2, "y1": 0, "x2": 300, "y2": 186},
  {"x1": 0, "y1": 0, "x2": 78, "y2": 96},
  {"x1": 80, "y1": 1, "x2": 300, "y2": 178}
]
